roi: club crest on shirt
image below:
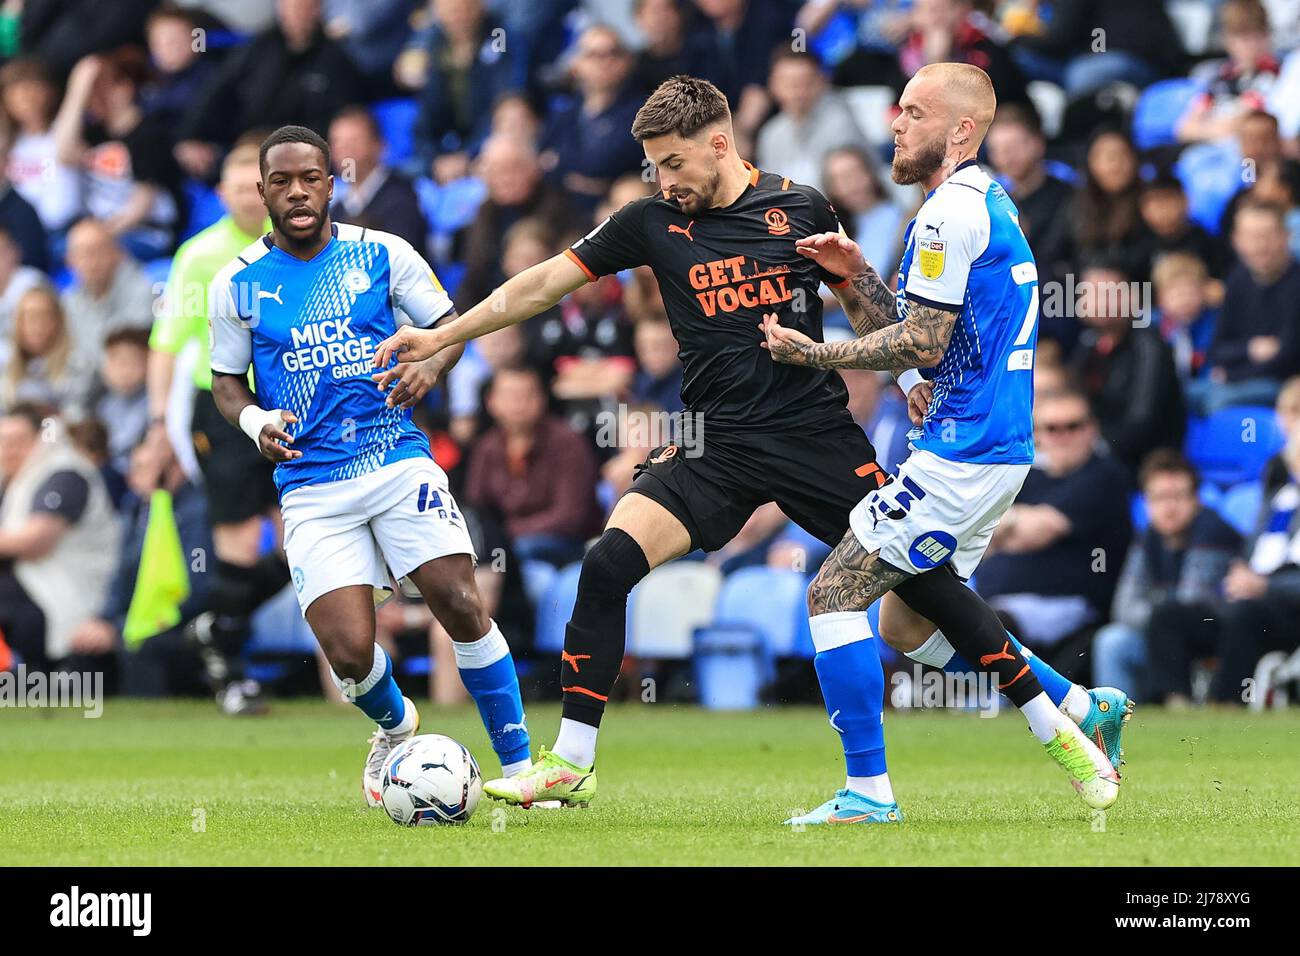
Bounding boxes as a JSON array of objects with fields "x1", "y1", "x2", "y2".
[
  {"x1": 343, "y1": 268, "x2": 371, "y2": 294},
  {"x1": 918, "y1": 237, "x2": 945, "y2": 279}
]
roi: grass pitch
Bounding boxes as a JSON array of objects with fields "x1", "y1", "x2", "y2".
[{"x1": 2, "y1": 700, "x2": 1297, "y2": 866}]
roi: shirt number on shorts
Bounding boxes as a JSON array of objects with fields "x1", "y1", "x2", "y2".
[{"x1": 416, "y1": 482, "x2": 460, "y2": 522}]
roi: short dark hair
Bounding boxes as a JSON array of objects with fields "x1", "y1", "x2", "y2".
[
  {"x1": 1138, "y1": 448, "x2": 1199, "y2": 490},
  {"x1": 631, "y1": 75, "x2": 731, "y2": 142},
  {"x1": 331, "y1": 104, "x2": 381, "y2": 142},
  {"x1": 104, "y1": 328, "x2": 151, "y2": 351},
  {"x1": 991, "y1": 101, "x2": 1043, "y2": 138},
  {"x1": 1141, "y1": 171, "x2": 1185, "y2": 197},
  {"x1": 770, "y1": 47, "x2": 824, "y2": 72},
  {"x1": 259, "y1": 125, "x2": 330, "y2": 177},
  {"x1": 1, "y1": 401, "x2": 51, "y2": 433}
]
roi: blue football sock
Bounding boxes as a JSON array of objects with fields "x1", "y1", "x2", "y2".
[
  {"x1": 810, "y1": 612, "x2": 887, "y2": 778},
  {"x1": 453, "y1": 621, "x2": 531, "y2": 768},
  {"x1": 336, "y1": 644, "x2": 407, "y2": 731},
  {"x1": 1001, "y1": 630, "x2": 1072, "y2": 706}
]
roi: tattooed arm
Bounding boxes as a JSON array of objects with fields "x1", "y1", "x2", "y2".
[
  {"x1": 761, "y1": 304, "x2": 957, "y2": 372},
  {"x1": 796, "y1": 232, "x2": 897, "y2": 334}
]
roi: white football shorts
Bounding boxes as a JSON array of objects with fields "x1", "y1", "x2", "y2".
[
  {"x1": 848, "y1": 448, "x2": 1030, "y2": 579},
  {"x1": 281, "y1": 456, "x2": 475, "y2": 614}
]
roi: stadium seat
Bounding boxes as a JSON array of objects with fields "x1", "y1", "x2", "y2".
[
  {"x1": 1185, "y1": 405, "x2": 1283, "y2": 487},
  {"x1": 1176, "y1": 140, "x2": 1244, "y2": 234},
  {"x1": 519, "y1": 559, "x2": 558, "y2": 613},
  {"x1": 534, "y1": 561, "x2": 582, "y2": 654},
  {"x1": 1131, "y1": 77, "x2": 1198, "y2": 151},
  {"x1": 627, "y1": 561, "x2": 722, "y2": 659},
  {"x1": 371, "y1": 98, "x2": 420, "y2": 169},
  {"x1": 1218, "y1": 481, "x2": 1263, "y2": 536},
  {"x1": 808, "y1": 9, "x2": 859, "y2": 67},
  {"x1": 1167, "y1": 0, "x2": 1215, "y2": 56},
  {"x1": 246, "y1": 584, "x2": 319, "y2": 656},
  {"x1": 143, "y1": 257, "x2": 172, "y2": 290},
  {"x1": 713, "y1": 567, "x2": 808, "y2": 658},
  {"x1": 182, "y1": 179, "x2": 225, "y2": 241},
  {"x1": 693, "y1": 625, "x2": 763, "y2": 710},
  {"x1": 843, "y1": 85, "x2": 898, "y2": 148}
]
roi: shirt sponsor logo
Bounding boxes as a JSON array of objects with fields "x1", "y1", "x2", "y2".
[
  {"x1": 282, "y1": 316, "x2": 377, "y2": 377},
  {"x1": 918, "y1": 237, "x2": 945, "y2": 279},
  {"x1": 908, "y1": 531, "x2": 957, "y2": 570},
  {"x1": 687, "y1": 256, "x2": 794, "y2": 317}
]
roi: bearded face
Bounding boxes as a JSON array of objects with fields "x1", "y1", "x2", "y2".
[{"x1": 891, "y1": 134, "x2": 948, "y2": 186}]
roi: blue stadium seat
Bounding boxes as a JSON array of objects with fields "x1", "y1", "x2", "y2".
[
  {"x1": 1176, "y1": 140, "x2": 1245, "y2": 234},
  {"x1": 182, "y1": 179, "x2": 225, "y2": 241},
  {"x1": 1132, "y1": 77, "x2": 1198, "y2": 151},
  {"x1": 693, "y1": 625, "x2": 763, "y2": 710},
  {"x1": 519, "y1": 559, "x2": 558, "y2": 612},
  {"x1": 534, "y1": 561, "x2": 582, "y2": 654},
  {"x1": 809, "y1": 9, "x2": 859, "y2": 67},
  {"x1": 1218, "y1": 481, "x2": 1263, "y2": 536},
  {"x1": 1185, "y1": 405, "x2": 1283, "y2": 487},
  {"x1": 372, "y1": 98, "x2": 420, "y2": 169},
  {"x1": 246, "y1": 584, "x2": 318, "y2": 656},
  {"x1": 143, "y1": 257, "x2": 172, "y2": 289},
  {"x1": 713, "y1": 567, "x2": 807, "y2": 658},
  {"x1": 417, "y1": 176, "x2": 487, "y2": 238},
  {"x1": 628, "y1": 562, "x2": 721, "y2": 659}
]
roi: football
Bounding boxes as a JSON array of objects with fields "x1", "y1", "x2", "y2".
[{"x1": 380, "y1": 734, "x2": 483, "y2": 826}]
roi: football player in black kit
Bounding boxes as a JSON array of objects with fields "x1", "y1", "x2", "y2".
[{"x1": 373, "y1": 75, "x2": 1080, "y2": 820}]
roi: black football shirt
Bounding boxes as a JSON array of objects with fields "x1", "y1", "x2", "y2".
[{"x1": 566, "y1": 164, "x2": 854, "y2": 431}]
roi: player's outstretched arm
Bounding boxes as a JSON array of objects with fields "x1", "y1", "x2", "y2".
[
  {"x1": 211, "y1": 371, "x2": 302, "y2": 463},
  {"x1": 372, "y1": 253, "x2": 589, "y2": 366},
  {"x1": 761, "y1": 304, "x2": 957, "y2": 371}
]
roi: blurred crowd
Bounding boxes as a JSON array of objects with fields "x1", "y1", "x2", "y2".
[{"x1": 2, "y1": 0, "x2": 1299, "y2": 710}]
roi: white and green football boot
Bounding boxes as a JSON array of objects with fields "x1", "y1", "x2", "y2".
[
  {"x1": 483, "y1": 748, "x2": 596, "y2": 808},
  {"x1": 1045, "y1": 724, "x2": 1121, "y2": 810}
]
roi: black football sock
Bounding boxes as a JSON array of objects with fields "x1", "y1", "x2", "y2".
[
  {"x1": 560, "y1": 529, "x2": 651, "y2": 728},
  {"x1": 893, "y1": 568, "x2": 1044, "y2": 707}
]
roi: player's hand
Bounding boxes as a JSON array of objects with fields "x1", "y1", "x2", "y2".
[
  {"x1": 373, "y1": 326, "x2": 445, "y2": 367},
  {"x1": 372, "y1": 356, "x2": 447, "y2": 409},
  {"x1": 906, "y1": 381, "x2": 933, "y2": 425},
  {"x1": 759, "y1": 312, "x2": 815, "y2": 365},
  {"x1": 794, "y1": 232, "x2": 868, "y2": 279},
  {"x1": 258, "y1": 410, "x2": 302, "y2": 463}
]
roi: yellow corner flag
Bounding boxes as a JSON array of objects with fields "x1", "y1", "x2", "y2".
[{"x1": 122, "y1": 490, "x2": 191, "y2": 648}]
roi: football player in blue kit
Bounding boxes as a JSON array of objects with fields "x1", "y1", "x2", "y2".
[{"x1": 208, "y1": 126, "x2": 532, "y2": 807}]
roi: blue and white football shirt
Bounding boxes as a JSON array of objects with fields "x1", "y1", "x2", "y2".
[
  {"x1": 895, "y1": 160, "x2": 1039, "y2": 464},
  {"x1": 209, "y1": 223, "x2": 454, "y2": 496}
]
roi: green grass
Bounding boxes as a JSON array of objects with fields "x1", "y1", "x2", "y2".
[{"x1": 1, "y1": 700, "x2": 1297, "y2": 866}]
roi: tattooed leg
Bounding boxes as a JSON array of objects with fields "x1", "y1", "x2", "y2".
[{"x1": 807, "y1": 529, "x2": 910, "y2": 616}]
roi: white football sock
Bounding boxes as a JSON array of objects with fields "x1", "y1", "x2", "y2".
[
  {"x1": 501, "y1": 757, "x2": 532, "y2": 777},
  {"x1": 1061, "y1": 684, "x2": 1092, "y2": 723},
  {"x1": 553, "y1": 718, "x2": 598, "y2": 769},
  {"x1": 846, "y1": 774, "x2": 894, "y2": 804},
  {"x1": 1021, "y1": 691, "x2": 1072, "y2": 743},
  {"x1": 904, "y1": 630, "x2": 956, "y2": 668}
]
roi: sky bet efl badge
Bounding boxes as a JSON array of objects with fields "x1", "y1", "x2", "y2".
[{"x1": 918, "y1": 237, "x2": 945, "y2": 279}]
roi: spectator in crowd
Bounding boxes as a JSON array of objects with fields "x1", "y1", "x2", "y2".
[
  {"x1": 0, "y1": 56, "x2": 83, "y2": 236},
  {"x1": 0, "y1": 141, "x2": 50, "y2": 274},
  {"x1": 2, "y1": 286, "x2": 95, "y2": 417},
  {"x1": 1144, "y1": 421, "x2": 1300, "y2": 705},
  {"x1": 630, "y1": 316, "x2": 683, "y2": 414},
  {"x1": 0, "y1": 405, "x2": 119, "y2": 674},
  {"x1": 797, "y1": 0, "x2": 913, "y2": 88},
  {"x1": 328, "y1": 105, "x2": 428, "y2": 251},
  {"x1": 1009, "y1": 0, "x2": 1181, "y2": 97},
  {"x1": 1071, "y1": 129, "x2": 1151, "y2": 282},
  {"x1": 1093, "y1": 451, "x2": 1242, "y2": 703},
  {"x1": 52, "y1": 49, "x2": 186, "y2": 259},
  {"x1": 407, "y1": 0, "x2": 521, "y2": 184},
  {"x1": 1177, "y1": 0, "x2": 1280, "y2": 146},
  {"x1": 489, "y1": 91, "x2": 543, "y2": 149},
  {"x1": 976, "y1": 388, "x2": 1133, "y2": 682},
  {"x1": 95, "y1": 328, "x2": 150, "y2": 475},
  {"x1": 465, "y1": 365, "x2": 603, "y2": 566},
  {"x1": 630, "y1": 0, "x2": 691, "y2": 93},
  {"x1": 19, "y1": 0, "x2": 154, "y2": 78},
  {"x1": 843, "y1": 368, "x2": 911, "y2": 476},
  {"x1": 895, "y1": 0, "x2": 1030, "y2": 108},
  {"x1": 684, "y1": 0, "x2": 795, "y2": 154},
  {"x1": 540, "y1": 25, "x2": 645, "y2": 210},
  {"x1": 1070, "y1": 260, "x2": 1185, "y2": 474},
  {"x1": 1207, "y1": 199, "x2": 1300, "y2": 410},
  {"x1": 139, "y1": 3, "x2": 218, "y2": 136},
  {"x1": 756, "y1": 50, "x2": 867, "y2": 195},
  {"x1": 598, "y1": 399, "x2": 665, "y2": 504},
  {"x1": 453, "y1": 134, "x2": 577, "y2": 311},
  {"x1": 1217, "y1": 109, "x2": 1294, "y2": 240},
  {"x1": 68, "y1": 435, "x2": 214, "y2": 697},
  {"x1": 448, "y1": 322, "x2": 529, "y2": 444},
  {"x1": 174, "y1": 0, "x2": 365, "y2": 179},
  {"x1": 1152, "y1": 252, "x2": 1219, "y2": 408},
  {"x1": 1137, "y1": 174, "x2": 1226, "y2": 281},
  {"x1": 0, "y1": 225, "x2": 51, "y2": 364},
  {"x1": 321, "y1": 0, "x2": 413, "y2": 97},
  {"x1": 821, "y1": 145, "x2": 906, "y2": 283},
  {"x1": 61, "y1": 218, "x2": 155, "y2": 367}
]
